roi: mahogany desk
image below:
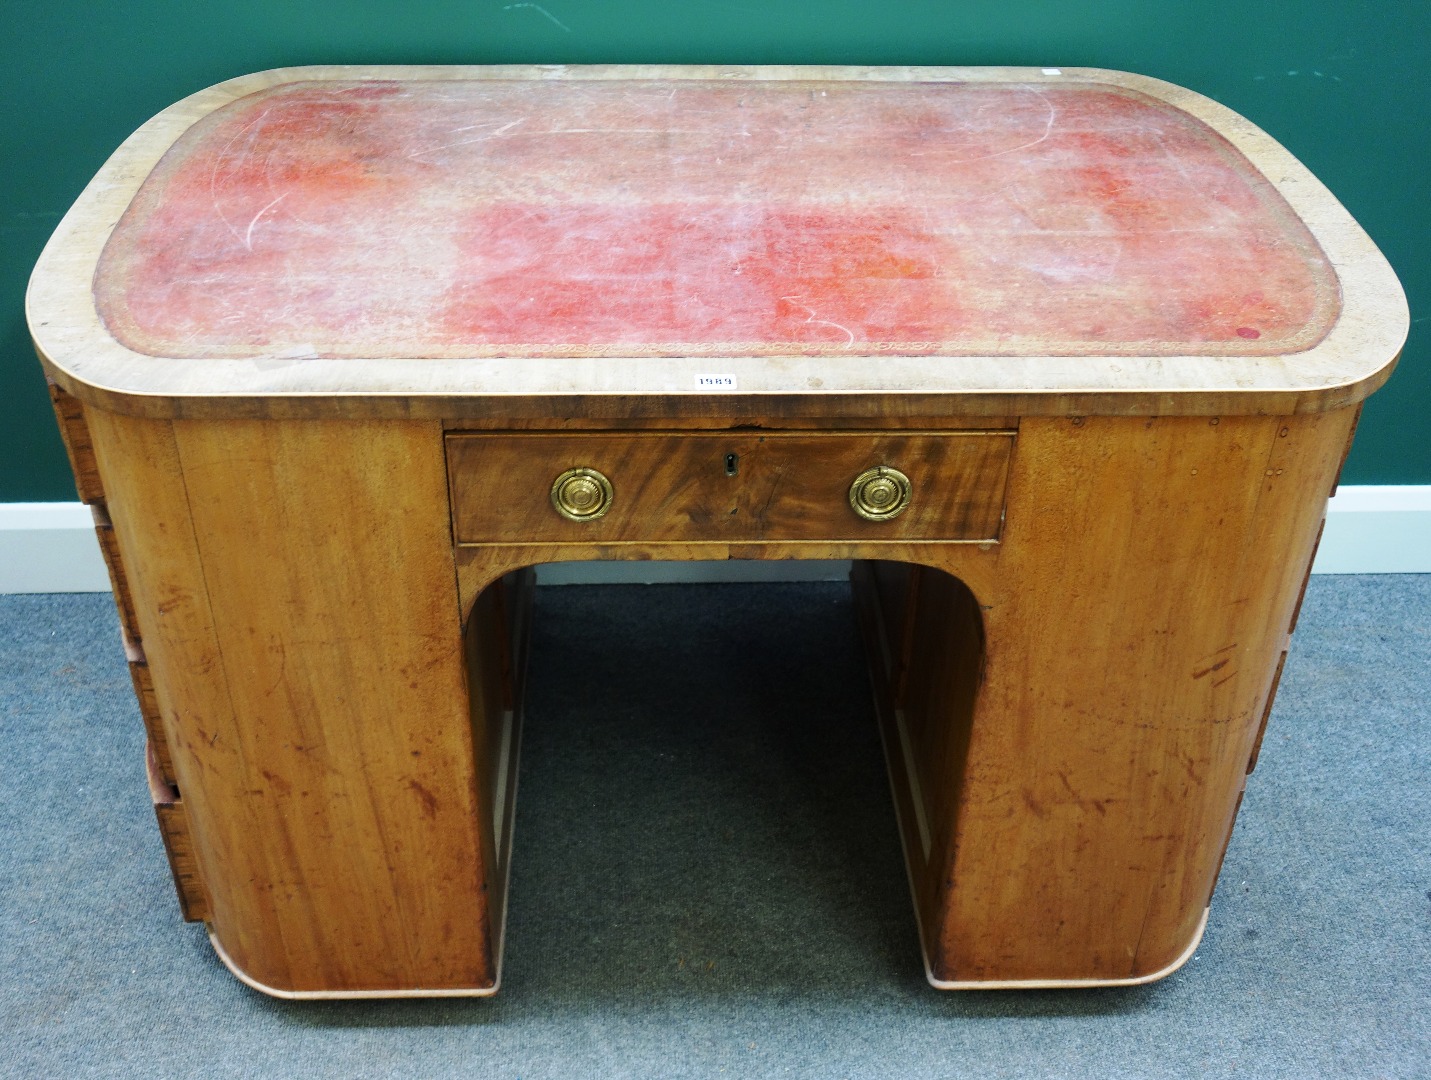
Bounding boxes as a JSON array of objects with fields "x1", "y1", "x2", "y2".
[{"x1": 28, "y1": 66, "x2": 1406, "y2": 998}]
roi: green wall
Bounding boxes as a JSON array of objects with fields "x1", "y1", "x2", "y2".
[{"x1": 4, "y1": 1, "x2": 1426, "y2": 498}]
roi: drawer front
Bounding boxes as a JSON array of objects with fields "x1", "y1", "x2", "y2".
[
  {"x1": 146, "y1": 743, "x2": 209, "y2": 923},
  {"x1": 447, "y1": 431, "x2": 1012, "y2": 545}
]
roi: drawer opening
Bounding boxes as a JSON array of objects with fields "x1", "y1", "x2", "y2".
[{"x1": 462, "y1": 557, "x2": 984, "y2": 989}]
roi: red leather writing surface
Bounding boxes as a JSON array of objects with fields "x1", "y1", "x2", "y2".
[{"x1": 95, "y1": 79, "x2": 1337, "y2": 360}]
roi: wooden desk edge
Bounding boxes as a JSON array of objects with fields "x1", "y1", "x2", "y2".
[
  {"x1": 920, "y1": 909, "x2": 1210, "y2": 990},
  {"x1": 30, "y1": 351, "x2": 1406, "y2": 421},
  {"x1": 208, "y1": 932, "x2": 501, "y2": 999},
  {"x1": 26, "y1": 63, "x2": 1409, "y2": 419}
]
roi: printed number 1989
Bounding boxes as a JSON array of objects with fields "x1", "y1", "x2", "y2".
[{"x1": 694, "y1": 374, "x2": 738, "y2": 390}]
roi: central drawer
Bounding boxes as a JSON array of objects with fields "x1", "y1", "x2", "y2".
[{"x1": 446, "y1": 431, "x2": 1013, "y2": 546}]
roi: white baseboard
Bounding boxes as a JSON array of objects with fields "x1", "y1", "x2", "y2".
[
  {"x1": 0, "y1": 503, "x2": 112, "y2": 593},
  {"x1": 1308, "y1": 486, "x2": 1431, "y2": 574},
  {"x1": 3, "y1": 487, "x2": 1427, "y2": 593}
]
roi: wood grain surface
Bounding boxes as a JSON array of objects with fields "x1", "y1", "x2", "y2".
[
  {"x1": 66, "y1": 398, "x2": 1358, "y2": 993},
  {"x1": 85, "y1": 411, "x2": 501, "y2": 994},
  {"x1": 447, "y1": 430, "x2": 1013, "y2": 545},
  {"x1": 866, "y1": 410, "x2": 1355, "y2": 984}
]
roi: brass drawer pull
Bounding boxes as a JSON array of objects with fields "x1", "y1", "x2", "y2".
[
  {"x1": 550, "y1": 467, "x2": 614, "y2": 521},
  {"x1": 849, "y1": 466, "x2": 912, "y2": 521}
]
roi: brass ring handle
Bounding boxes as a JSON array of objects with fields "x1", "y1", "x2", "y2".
[
  {"x1": 849, "y1": 466, "x2": 912, "y2": 521},
  {"x1": 550, "y1": 467, "x2": 614, "y2": 521}
]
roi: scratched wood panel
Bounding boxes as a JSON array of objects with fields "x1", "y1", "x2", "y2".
[
  {"x1": 447, "y1": 431, "x2": 1013, "y2": 544},
  {"x1": 94, "y1": 78, "x2": 1335, "y2": 361},
  {"x1": 83, "y1": 409, "x2": 287, "y2": 973},
  {"x1": 917, "y1": 410, "x2": 1356, "y2": 984},
  {"x1": 170, "y1": 417, "x2": 495, "y2": 994},
  {"x1": 86, "y1": 408, "x2": 499, "y2": 995}
]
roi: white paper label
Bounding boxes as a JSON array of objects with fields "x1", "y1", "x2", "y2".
[{"x1": 693, "y1": 373, "x2": 738, "y2": 390}]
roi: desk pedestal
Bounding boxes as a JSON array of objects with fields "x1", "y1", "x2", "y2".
[{"x1": 70, "y1": 403, "x2": 1352, "y2": 996}]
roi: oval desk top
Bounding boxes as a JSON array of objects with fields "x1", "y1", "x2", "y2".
[{"x1": 28, "y1": 65, "x2": 1406, "y2": 419}]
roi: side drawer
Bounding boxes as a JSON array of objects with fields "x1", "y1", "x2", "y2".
[
  {"x1": 130, "y1": 660, "x2": 177, "y2": 789},
  {"x1": 146, "y1": 743, "x2": 210, "y2": 923},
  {"x1": 447, "y1": 431, "x2": 1013, "y2": 545}
]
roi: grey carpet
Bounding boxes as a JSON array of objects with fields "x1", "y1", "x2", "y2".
[{"x1": 1, "y1": 578, "x2": 1427, "y2": 1079}]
